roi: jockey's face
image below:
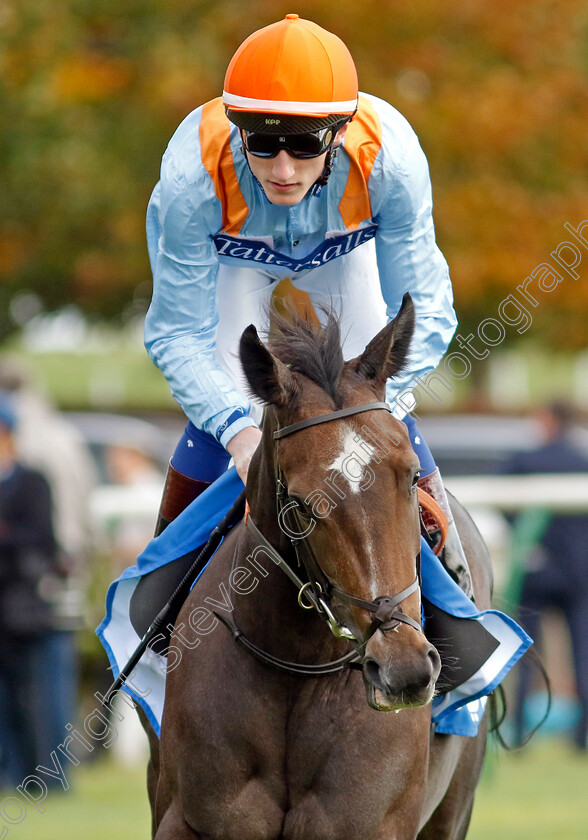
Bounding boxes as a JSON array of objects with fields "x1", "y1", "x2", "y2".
[
  {"x1": 246, "y1": 148, "x2": 327, "y2": 206},
  {"x1": 245, "y1": 124, "x2": 348, "y2": 206}
]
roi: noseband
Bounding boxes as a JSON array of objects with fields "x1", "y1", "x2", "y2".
[{"x1": 215, "y1": 401, "x2": 423, "y2": 677}]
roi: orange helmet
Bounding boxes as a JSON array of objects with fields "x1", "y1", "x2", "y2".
[{"x1": 223, "y1": 14, "x2": 358, "y2": 134}]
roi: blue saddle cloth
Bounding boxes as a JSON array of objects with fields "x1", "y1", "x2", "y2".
[{"x1": 97, "y1": 467, "x2": 531, "y2": 738}]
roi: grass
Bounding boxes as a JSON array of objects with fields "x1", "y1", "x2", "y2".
[
  {"x1": 0, "y1": 757, "x2": 151, "y2": 840},
  {"x1": 468, "y1": 737, "x2": 588, "y2": 840},
  {"x1": 2, "y1": 737, "x2": 586, "y2": 838}
]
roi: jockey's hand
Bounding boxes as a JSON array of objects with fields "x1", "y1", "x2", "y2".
[{"x1": 226, "y1": 426, "x2": 263, "y2": 486}]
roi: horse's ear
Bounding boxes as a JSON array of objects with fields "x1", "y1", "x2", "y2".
[
  {"x1": 353, "y1": 293, "x2": 415, "y2": 384},
  {"x1": 239, "y1": 325, "x2": 299, "y2": 407}
]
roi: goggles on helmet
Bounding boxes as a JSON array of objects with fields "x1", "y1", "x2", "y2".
[{"x1": 241, "y1": 121, "x2": 346, "y2": 159}]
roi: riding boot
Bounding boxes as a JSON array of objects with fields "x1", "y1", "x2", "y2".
[
  {"x1": 418, "y1": 468, "x2": 475, "y2": 600},
  {"x1": 154, "y1": 461, "x2": 211, "y2": 536}
]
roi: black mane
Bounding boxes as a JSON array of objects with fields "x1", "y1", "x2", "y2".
[{"x1": 266, "y1": 305, "x2": 345, "y2": 406}]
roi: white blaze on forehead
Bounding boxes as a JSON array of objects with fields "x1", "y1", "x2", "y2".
[
  {"x1": 326, "y1": 427, "x2": 383, "y2": 598},
  {"x1": 327, "y1": 428, "x2": 377, "y2": 494}
]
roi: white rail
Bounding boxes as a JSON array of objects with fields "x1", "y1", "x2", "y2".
[{"x1": 445, "y1": 473, "x2": 588, "y2": 514}]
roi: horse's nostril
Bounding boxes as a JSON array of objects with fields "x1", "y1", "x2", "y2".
[
  {"x1": 428, "y1": 646, "x2": 442, "y2": 676},
  {"x1": 363, "y1": 658, "x2": 387, "y2": 692}
]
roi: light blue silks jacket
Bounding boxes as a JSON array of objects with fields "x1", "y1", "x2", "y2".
[{"x1": 144, "y1": 92, "x2": 457, "y2": 447}]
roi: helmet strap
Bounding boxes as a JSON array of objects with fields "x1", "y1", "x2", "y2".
[{"x1": 313, "y1": 145, "x2": 338, "y2": 193}]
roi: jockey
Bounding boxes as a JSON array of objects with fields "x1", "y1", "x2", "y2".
[{"x1": 145, "y1": 14, "x2": 472, "y2": 598}]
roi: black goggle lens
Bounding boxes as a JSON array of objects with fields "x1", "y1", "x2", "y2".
[{"x1": 242, "y1": 126, "x2": 337, "y2": 159}]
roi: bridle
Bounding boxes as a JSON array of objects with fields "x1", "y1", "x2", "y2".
[{"x1": 215, "y1": 401, "x2": 423, "y2": 677}]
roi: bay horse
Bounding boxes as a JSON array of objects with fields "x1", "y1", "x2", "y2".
[{"x1": 150, "y1": 293, "x2": 491, "y2": 839}]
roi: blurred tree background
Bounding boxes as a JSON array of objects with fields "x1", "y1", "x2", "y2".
[{"x1": 1, "y1": 0, "x2": 588, "y2": 351}]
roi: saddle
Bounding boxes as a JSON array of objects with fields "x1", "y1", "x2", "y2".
[{"x1": 418, "y1": 488, "x2": 449, "y2": 556}]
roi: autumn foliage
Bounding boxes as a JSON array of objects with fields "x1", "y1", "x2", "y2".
[{"x1": 1, "y1": 0, "x2": 587, "y2": 347}]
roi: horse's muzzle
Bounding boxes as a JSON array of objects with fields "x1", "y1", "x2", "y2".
[{"x1": 361, "y1": 638, "x2": 441, "y2": 711}]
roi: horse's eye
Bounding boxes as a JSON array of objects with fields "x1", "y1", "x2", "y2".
[{"x1": 411, "y1": 471, "x2": 421, "y2": 490}]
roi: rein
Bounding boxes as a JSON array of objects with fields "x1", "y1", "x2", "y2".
[{"x1": 217, "y1": 401, "x2": 423, "y2": 677}]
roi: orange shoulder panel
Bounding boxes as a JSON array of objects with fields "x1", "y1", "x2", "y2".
[
  {"x1": 339, "y1": 95, "x2": 383, "y2": 230},
  {"x1": 199, "y1": 98, "x2": 249, "y2": 235}
]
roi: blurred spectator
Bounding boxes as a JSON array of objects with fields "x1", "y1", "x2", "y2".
[
  {"x1": 498, "y1": 401, "x2": 588, "y2": 750},
  {"x1": 0, "y1": 359, "x2": 97, "y2": 787},
  {"x1": 105, "y1": 442, "x2": 164, "y2": 569},
  {"x1": 0, "y1": 357, "x2": 97, "y2": 578},
  {"x1": 106, "y1": 442, "x2": 163, "y2": 488},
  {"x1": 0, "y1": 394, "x2": 71, "y2": 787}
]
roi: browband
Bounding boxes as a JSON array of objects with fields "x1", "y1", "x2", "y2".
[{"x1": 273, "y1": 401, "x2": 392, "y2": 440}]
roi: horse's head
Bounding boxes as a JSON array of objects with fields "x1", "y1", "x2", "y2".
[{"x1": 238, "y1": 294, "x2": 441, "y2": 711}]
